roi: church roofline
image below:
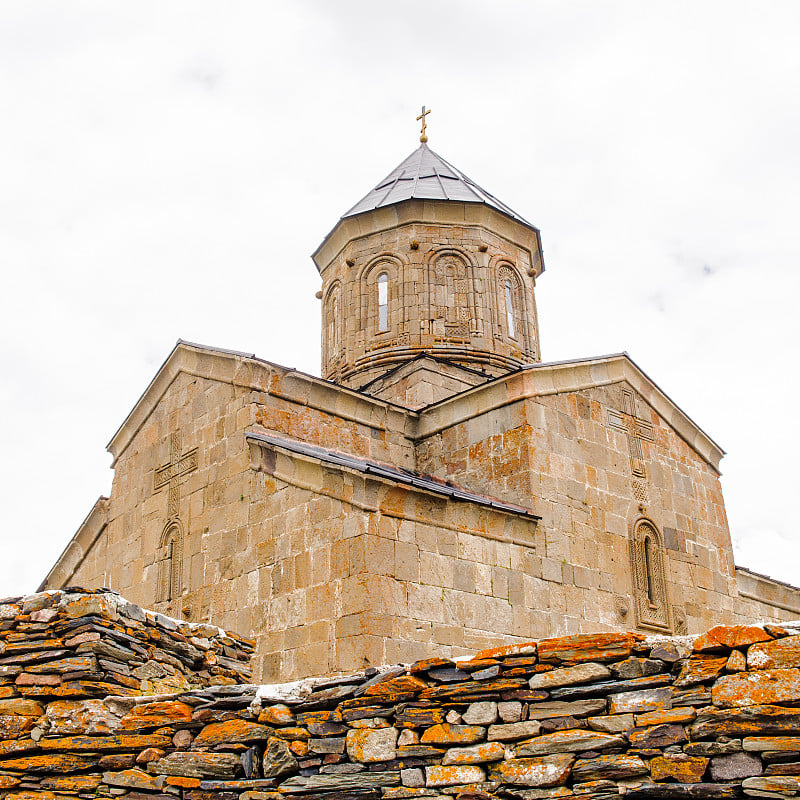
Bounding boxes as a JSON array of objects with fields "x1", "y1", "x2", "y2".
[
  {"x1": 412, "y1": 352, "x2": 726, "y2": 473},
  {"x1": 106, "y1": 340, "x2": 418, "y2": 465},
  {"x1": 311, "y1": 198, "x2": 544, "y2": 277},
  {"x1": 246, "y1": 430, "x2": 540, "y2": 521}
]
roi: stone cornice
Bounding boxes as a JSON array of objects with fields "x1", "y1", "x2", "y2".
[
  {"x1": 412, "y1": 353, "x2": 726, "y2": 473},
  {"x1": 312, "y1": 199, "x2": 544, "y2": 276},
  {"x1": 106, "y1": 341, "x2": 417, "y2": 465},
  {"x1": 38, "y1": 496, "x2": 108, "y2": 591}
]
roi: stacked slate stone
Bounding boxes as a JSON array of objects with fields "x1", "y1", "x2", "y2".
[
  {"x1": 2, "y1": 605, "x2": 800, "y2": 800},
  {"x1": 0, "y1": 588, "x2": 253, "y2": 703}
]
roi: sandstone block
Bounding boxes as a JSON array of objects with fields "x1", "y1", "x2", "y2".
[
  {"x1": 693, "y1": 626, "x2": 771, "y2": 653},
  {"x1": 743, "y1": 736, "x2": 800, "y2": 752},
  {"x1": 420, "y1": 723, "x2": 484, "y2": 745},
  {"x1": 649, "y1": 754, "x2": 708, "y2": 783},
  {"x1": 608, "y1": 687, "x2": 672, "y2": 714},
  {"x1": 537, "y1": 633, "x2": 643, "y2": 664},
  {"x1": 528, "y1": 662, "x2": 611, "y2": 690},
  {"x1": 148, "y1": 752, "x2": 241, "y2": 779},
  {"x1": 489, "y1": 755, "x2": 574, "y2": 787},
  {"x1": 516, "y1": 729, "x2": 625, "y2": 756},
  {"x1": 748, "y1": 636, "x2": 800, "y2": 670},
  {"x1": 498, "y1": 701, "x2": 523, "y2": 722},
  {"x1": 424, "y1": 765, "x2": 486, "y2": 788},
  {"x1": 526, "y1": 699, "x2": 607, "y2": 720},
  {"x1": 635, "y1": 706, "x2": 696, "y2": 726},
  {"x1": 193, "y1": 720, "x2": 271, "y2": 747},
  {"x1": 675, "y1": 656, "x2": 728, "y2": 687},
  {"x1": 742, "y1": 776, "x2": 800, "y2": 795},
  {"x1": 488, "y1": 720, "x2": 542, "y2": 741},
  {"x1": 712, "y1": 668, "x2": 800, "y2": 708},
  {"x1": 571, "y1": 754, "x2": 648, "y2": 781},
  {"x1": 462, "y1": 702, "x2": 498, "y2": 725},
  {"x1": 346, "y1": 726, "x2": 398, "y2": 762},
  {"x1": 119, "y1": 701, "x2": 193, "y2": 731},
  {"x1": 627, "y1": 723, "x2": 686, "y2": 749},
  {"x1": 441, "y1": 742, "x2": 505, "y2": 765},
  {"x1": 587, "y1": 714, "x2": 634, "y2": 733},
  {"x1": 46, "y1": 700, "x2": 120, "y2": 734}
]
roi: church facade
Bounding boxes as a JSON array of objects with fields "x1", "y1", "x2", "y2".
[{"x1": 42, "y1": 139, "x2": 800, "y2": 682}]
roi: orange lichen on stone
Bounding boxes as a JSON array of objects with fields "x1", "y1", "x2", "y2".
[
  {"x1": 118, "y1": 701, "x2": 193, "y2": 731},
  {"x1": 537, "y1": 633, "x2": 644, "y2": 664},
  {"x1": 420, "y1": 723, "x2": 485, "y2": 745},
  {"x1": 165, "y1": 776, "x2": 202, "y2": 788},
  {"x1": 192, "y1": 719, "x2": 271, "y2": 747},
  {"x1": 693, "y1": 626, "x2": 772, "y2": 653},
  {"x1": 473, "y1": 643, "x2": 537, "y2": 660},
  {"x1": 650, "y1": 754, "x2": 708, "y2": 782},
  {"x1": 748, "y1": 635, "x2": 800, "y2": 670},
  {"x1": 712, "y1": 668, "x2": 800, "y2": 708}
]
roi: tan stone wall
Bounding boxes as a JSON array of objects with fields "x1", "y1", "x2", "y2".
[
  {"x1": 414, "y1": 380, "x2": 780, "y2": 637},
  {"x1": 318, "y1": 218, "x2": 540, "y2": 392}
]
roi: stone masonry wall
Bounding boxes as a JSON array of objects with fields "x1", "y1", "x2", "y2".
[{"x1": 3, "y1": 589, "x2": 800, "y2": 799}]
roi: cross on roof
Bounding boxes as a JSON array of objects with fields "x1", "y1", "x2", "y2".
[{"x1": 416, "y1": 105, "x2": 431, "y2": 143}]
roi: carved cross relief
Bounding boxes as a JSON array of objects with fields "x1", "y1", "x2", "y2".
[
  {"x1": 153, "y1": 431, "x2": 198, "y2": 604},
  {"x1": 607, "y1": 389, "x2": 655, "y2": 503},
  {"x1": 154, "y1": 431, "x2": 198, "y2": 518}
]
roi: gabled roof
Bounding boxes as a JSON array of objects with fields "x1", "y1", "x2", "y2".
[{"x1": 342, "y1": 143, "x2": 535, "y2": 228}]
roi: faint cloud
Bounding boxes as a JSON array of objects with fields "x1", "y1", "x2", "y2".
[{"x1": 181, "y1": 58, "x2": 223, "y2": 91}]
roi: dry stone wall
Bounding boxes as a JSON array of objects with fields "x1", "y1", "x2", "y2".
[{"x1": 3, "y1": 590, "x2": 800, "y2": 799}]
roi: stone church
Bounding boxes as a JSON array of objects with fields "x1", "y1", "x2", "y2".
[{"x1": 41, "y1": 132, "x2": 800, "y2": 682}]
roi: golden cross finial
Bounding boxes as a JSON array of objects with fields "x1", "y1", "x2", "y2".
[{"x1": 416, "y1": 105, "x2": 431, "y2": 143}]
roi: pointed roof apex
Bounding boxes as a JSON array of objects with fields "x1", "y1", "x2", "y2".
[{"x1": 342, "y1": 143, "x2": 535, "y2": 228}]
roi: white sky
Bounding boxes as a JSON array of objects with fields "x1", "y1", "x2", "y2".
[{"x1": 1, "y1": 1, "x2": 799, "y2": 597}]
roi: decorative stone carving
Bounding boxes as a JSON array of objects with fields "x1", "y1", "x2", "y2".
[{"x1": 629, "y1": 517, "x2": 671, "y2": 633}]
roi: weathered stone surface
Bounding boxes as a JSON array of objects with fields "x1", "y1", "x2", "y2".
[
  {"x1": 650, "y1": 754, "x2": 708, "y2": 783},
  {"x1": 712, "y1": 668, "x2": 800, "y2": 708},
  {"x1": 726, "y1": 650, "x2": 747, "y2": 673},
  {"x1": 487, "y1": 720, "x2": 542, "y2": 741},
  {"x1": 346, "y1": 727, "x2": 398, "y2": 762},
  {"x1": 571, "y1": 754, "x2": 648, "y2": 781},
  {"x1": 279, "y1": 772, "x2": 400, "y2": 791},
  {"x1": 498, "y1": 701, "x2": 523, "y2": 722},
  {"x1": 611, "y1": 658, "x2": 665, "y2": 679},
  {"x1": 420, "y1": 723, "x2": 484, "y2": 745},
  {"x1": 103, "y1": 768, "x2": 165, "y2": 791},
  {"x1": 676, "y1": 657, "x2": 729, "y2": 688},
  {"x1": 442, "y1": 742, "x2": 505, "y2": 765},
  {"x1": 0, "y1": 714, "x2": 36, "y2": 737},
  {"x1": 689, "y1": 705, "x2": 800, "y2": 738},
  {"x1": 489, "y1": 755, "x2": 574, "y2": 787},
  {"x1": 748, "y1": 636, "x2": 800, "y2": 670},
  {"x1": 709, "y1": 753, "x2": 763, "y2": 781},
  {"x1": 608, "y1": 687, "x2": 672, "y2": 714},
  {"x1": 694, "y1": 626, "x2": 772, "y2": 653},
  {"x1": 261, "y1": 737, "x2": 298, "y2": 778},
  {"x1": 636, "y1": 706, "x2": 696, "y2": 726},
  {"x1": 119, "y1": 701, "x2": 193, "y2": 730},
  {"x1": 587, "y1": 714, "x2": 635, "y2": 733},
  {"x1": 526, "y1": 700, "x2": 607, "y2": 720},
  {"x1": 743, "y1": 736, "x2": 800, "y2": 752},
  {"x1": 45, "y1": 699, "x2": 120, "y2": 734},
  {"x1": 685, "y1": 740, "x2": 743, "y2": 757},
  {"x1": 193, "y1": 720, "x2": 272, "y2": 747},
  {"x1": 149, "y1": 752, "x2": 242, "y2": 778},
  {"x1": 0, "y1": 754, "x2": 98, "y2": 773},
  {"x1": 627, "y1": 723, "x2": 687, "y2": 749},
  {"x1": 528, "y1": 663, "x2": 611, "y2": 690},
  {"x1": 462, "y1": 702, "x2": 498, "y2": 725},
  {"x1": 516, "y1": 730, "x2": 625, "y2": 756},
  {"x1": 38, "y1": 734, "x2": 172, "y2": 751},
  {"x1": 395, "y1": 707, "x2": 446, "y2": 728},
  {"x1": 537, "y1": 634, "x2": 644, "y2": 665},
  {"x1": 424, "y1": 765, "x2": 486, "y2": 788},
  {"x1": 258, "y1": 705, "x2": 294, "y2": 726},
  {"x1": 742, "y1": 776, "x2": 800, "y2": 794},
  {"x1": 0, "y1": 698, "x2": 43, "y2": 715}
]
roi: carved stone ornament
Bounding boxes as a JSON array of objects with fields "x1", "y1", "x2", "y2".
[
  {"x1": 613, "y1": 595, "x2": 630, "y2": 623},
  {"x1": 629, "y1": 517, "x2": 672, "y2": 633}
]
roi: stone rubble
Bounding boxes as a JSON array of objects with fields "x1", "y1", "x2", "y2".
[{"x1": 1, "y1": 591, "x2": 800, "y2": 800}]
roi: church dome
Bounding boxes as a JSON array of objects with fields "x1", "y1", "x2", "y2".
[{"x1": 312, "y1": 139, "x2": 546, "y2": 406}]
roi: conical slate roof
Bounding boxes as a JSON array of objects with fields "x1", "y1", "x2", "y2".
[{"x1": 342, "y1": 143, "x2": 535, "y2": 228}]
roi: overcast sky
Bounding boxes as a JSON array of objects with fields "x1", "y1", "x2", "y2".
[{"x1": 1, "y1": 1, "x2": 799, "y2": 598}]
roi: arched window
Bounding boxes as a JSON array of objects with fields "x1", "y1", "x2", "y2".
[
  {"x1": 157, "y1": 521, "x2": 183, "y2": 604},
  {"x1": 629, "y1": 518, "x2": 671, "y2": 631},
  {"x1": 504, "y1": 280, "x2": 516, "y2": 339},
  {"x1": 377, "y1": 272, "x2": 389, "y2": 332}
]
